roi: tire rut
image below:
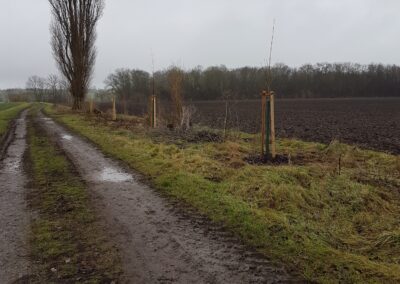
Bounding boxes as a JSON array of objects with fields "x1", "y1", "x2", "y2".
[
  {"x1": 38, "y1": 112, "x2": 300, "y2": 284},
  {"x1": 0, "y1": 110, "x2": 31, "y2": 283}
]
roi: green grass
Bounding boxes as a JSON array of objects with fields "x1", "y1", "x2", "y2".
[
  {"x1": 45, "y1": 104, "x2": 400, "y2": 283},
  {"x1": 0, "y1": 102, "x2": 30, "y2": 137},
  {"x1": 0, "y1": 102, "x2": 20, "y2": 111},
  {"x1": 27, "y1": 107, "x2": 122, "y2": 283}
]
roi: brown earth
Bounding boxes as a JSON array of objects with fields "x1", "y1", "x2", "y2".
[{"x1": 192, "y1": 97, "x2": 400, "y2": 154}]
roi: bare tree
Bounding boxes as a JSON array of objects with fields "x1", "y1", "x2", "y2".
[
  {"x1": 167, "y1": 67, "x2": 184, "y2": 126},
  {"x1": 105, "y1": 69, "x2": 151, "y2": 115},
  {"x1": 26, "y1": 75, "x2": 46, "y2": 101},
  {"x1": 46, "y1": 74, "x2": 59, "y2": 98},
  {"x1": 49, "y1": 0, "x2": 104, "y2": 110},
  {"x1": 105, "y1": 69, "x2": 132, "y2": 115},
  {"x1": 46, "y1": 74, "x2": 68, "y2": 103}
]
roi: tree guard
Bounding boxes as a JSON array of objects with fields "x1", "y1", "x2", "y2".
[{"x1": 261, "y1": 91, "x2": 276, "y2": 160}]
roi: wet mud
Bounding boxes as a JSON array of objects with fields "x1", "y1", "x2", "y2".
[
  {"x1": 0, "y1": 110, "x2": 31, "y2": 283},
  {"x1": 38, "y1": 112, "x2": 300, "y2": 283}
]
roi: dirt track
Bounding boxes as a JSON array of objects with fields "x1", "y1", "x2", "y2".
[
  {"x1": 38, "y1": 112, "x2": 299, "y2": 283},
  {"x1": 0, "y1": 110, "x2": 31, "y2": 283}
]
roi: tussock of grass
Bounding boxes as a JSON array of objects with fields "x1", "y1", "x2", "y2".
[
  {"x1": 46, "y1": 104, "x2": 400, "y2": 283},
  {"x1": 27, "y1": 109, "x2": 121, "y2": 282},
  {"x1": 0, "y1": 102, "x2": 30, "y2": 137}
]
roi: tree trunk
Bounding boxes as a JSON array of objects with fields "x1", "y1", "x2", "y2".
[
  {"x1": 72, "y1": 96, "x2": 84, "y2": 110},
  {"x1": 71, "y1": 82, "x2": 85, "y2": 110}
]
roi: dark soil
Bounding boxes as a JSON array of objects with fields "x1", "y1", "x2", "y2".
[
  {"x1": 192, "y1": 98, "x2": 400, "y2": 155},
  {"x1": 149, "y1": 128, "x2": 224, "y2": 146},
  {"x1": 96, "y1": 97, "x2": 400, "y2": 154},
  {"x1": 245, "y1": 154, "x2": 290, "y2": 165}
]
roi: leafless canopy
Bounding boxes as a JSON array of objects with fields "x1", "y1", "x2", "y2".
[{"x1": 49, "y1": 0, "x2": 104, "y2": 109}]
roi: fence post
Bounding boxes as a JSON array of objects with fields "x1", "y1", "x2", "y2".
[
  {"x1": 112, "y1": 95, "x2": 117, "y2": 121},
  {"x1": 270, "y1": 92, "x2": 276, "y2": 159}
]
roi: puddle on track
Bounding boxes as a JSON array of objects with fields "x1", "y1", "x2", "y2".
[
  {"x1": 40, "y1": 117, "x2": 54, "y2": 124},
  {"x1": 62, "y1": 134, "x2": 73, "y2": 141},
  {"x1": 4, "y1": 160, "x2": 21, "y2": 172},
  {"x1": 98, "y1": 167, "x2": 133, "y2": 182}
]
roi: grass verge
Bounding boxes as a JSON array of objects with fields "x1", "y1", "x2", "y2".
[
  {"x1": 0, "y1": 102, "x2": 20, "y2": 111},
  {"x1": 45, "y1": 104, "x2": 400, "y2": 283},
  {"x1": 26, "y1": 108, "x2": 122, "y2": 282},
  {"x1": 0, "y1": 102, "x2": 30, "y2": 137}
]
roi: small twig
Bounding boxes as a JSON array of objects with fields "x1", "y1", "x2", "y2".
[
  {"x1": 151, "y1": 50, "x2": 155, "y2": 97},
  {"x1": 266, "y1": 19, "x2": 276, "y2": 92}
]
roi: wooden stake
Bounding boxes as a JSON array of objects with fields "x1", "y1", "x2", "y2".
[
  {"x1": 89, "y1": 98, "x2": 94, "y2": 114},
  {"x1": 153, "y1": 95, "x2": 157, "y2": 128},
  {"x1": 270, "y1": 92, "x2": 276, "y2": 159},
  {"x1": 261, "y1": 91, "x2": 267, "y2": 157},
  {"x1": 112, "y1": 95, "x2": 117, "y2": 121},
  {"x1": 150, "y1": 97, "x2": 153, "y2": 127},
  {"x1": 150, "y1": 95, "x2": 157, "y2": 128},
  {"x1": 261, "y1": 91, "x2": 277, "y2": 160},
  {"x1": 266, "y1": 97, "x2": 270, "y2": 158}
]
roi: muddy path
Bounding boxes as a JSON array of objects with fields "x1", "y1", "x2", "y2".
[
  {"x1": 0, "y1": 110, "x2": 31, "y2": 283},
  {"x1": 38, "y1": 112, "x2": 300, "y2": 283}
]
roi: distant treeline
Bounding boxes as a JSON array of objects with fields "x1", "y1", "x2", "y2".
[
  {"x1": 105, "y1": 63, "x2": 400, "y2": 102},
  {"x1": 10, "y1": 62, "x2": 400, "y2": 104}
]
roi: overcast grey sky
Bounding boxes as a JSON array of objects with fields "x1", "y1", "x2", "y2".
[{"x1": 1, "y1": 0, "x2": 399, "y2": 89}]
